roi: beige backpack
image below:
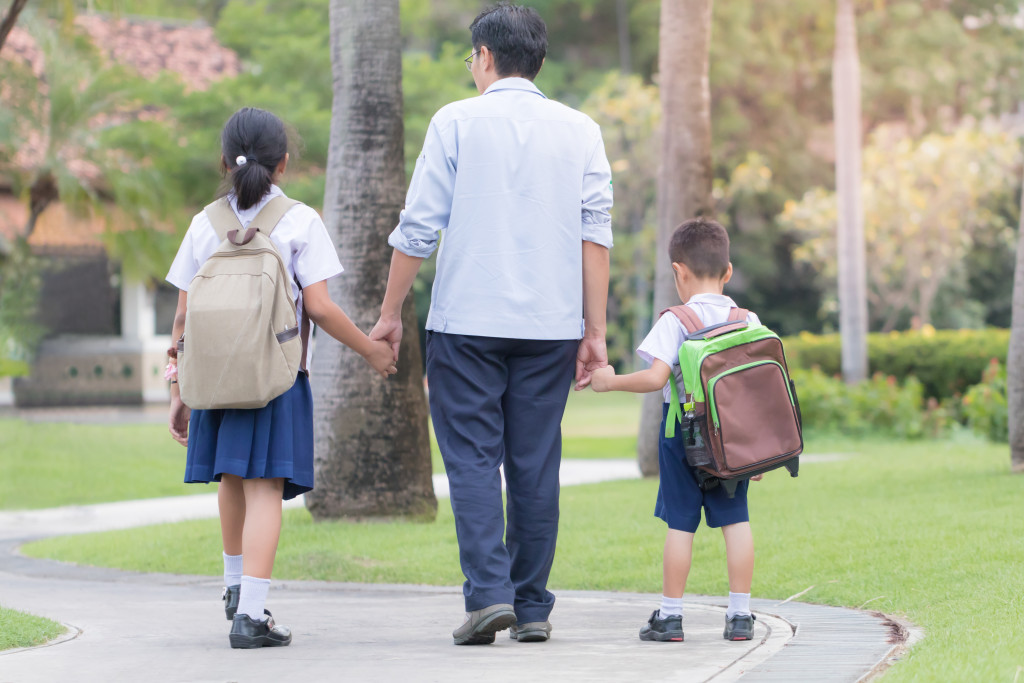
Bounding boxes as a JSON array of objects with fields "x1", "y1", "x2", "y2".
[{"x1": 177, "y1": 195, "x2": 305, "y2": 410}]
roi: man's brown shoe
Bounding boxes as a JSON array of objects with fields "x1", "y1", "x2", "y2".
[{"x1": 453, "y1": 604, "x2": 516, "y2": 645}]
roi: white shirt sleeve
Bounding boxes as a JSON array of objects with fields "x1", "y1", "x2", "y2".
[
  {"x1": 291, "y1": 206, "x2": 344, "y2": 288},
  {"x1": 581, "y1": 126, "x2": 613, "y2": 248},
  {"x1": 388, "y1": 116, "x2": 456, "y2": 258},
  {"x1": 165, "y1": 214, "x2": 202, "y2": 291},
  {"x1": 637, "y1": 313, "x2": 687, "y2": 369}
]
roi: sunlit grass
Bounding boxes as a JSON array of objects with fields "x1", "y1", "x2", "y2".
[{"x1": 24, "y1": 434, "x2": 1024, "y2": 681}]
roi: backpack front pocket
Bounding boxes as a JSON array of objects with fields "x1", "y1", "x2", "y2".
[{"x1": 707, "y1": 361, "x2": 802, "y2": 472}]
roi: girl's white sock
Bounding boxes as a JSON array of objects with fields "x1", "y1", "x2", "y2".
[
  {"x1": 727, "y1": 592, "x2": 751, "y2": 619},
  {"x1": 238, "y1": 576, "x2": 271, "y2": 622},
  {"x1": 658, "y1": 596, "x2": 683, "y2": 619},
  {"x1": 223, "y1": 552, "x2": 243, "y2": 588}
]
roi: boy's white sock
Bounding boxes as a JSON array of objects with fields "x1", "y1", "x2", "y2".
[
  {"x1": 238, "y1": 576, "x2": 271, "y2": 622},
  {"x1": 658, "y1": 596, "x2": 683, "y2": 620},
  {"x1": 727, "y1": 592, "x2": 751, "y2": 619},
  {"x1": 223, "y1": 552, "x2": 243, "y2": 588}
]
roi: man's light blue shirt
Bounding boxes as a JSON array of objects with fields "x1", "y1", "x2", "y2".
[{"x1": 388, "y1": 77, "x2": 614, "y2": 340}]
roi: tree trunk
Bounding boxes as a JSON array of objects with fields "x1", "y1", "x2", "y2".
[
  {"x1": 307, "y1": 0, "x2": 437, "y2": 519},
  {"x1": 1007, "y1": 169, "x2": 1024, "y2": 473},
  {"x1": 637, "y1": 0, "x2": 715, "y2": 477},
  {"x1": 0, "y1": 0, "x2": 29, "y2": 55},
  {"x1": 833, "y1": 0, "x2": 868, "y2": 384},
  {"x1": 616, "y1": 0, "x2": 632, "y2": 75}
]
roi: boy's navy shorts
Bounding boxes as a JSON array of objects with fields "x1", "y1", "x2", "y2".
[{"x1": 655, "y1": 403, "x2": 749, "y2": 533}]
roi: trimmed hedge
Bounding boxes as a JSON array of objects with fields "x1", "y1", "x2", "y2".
[{"x1": 782, "y1": 327, "x2": 1010, "y2": 399}]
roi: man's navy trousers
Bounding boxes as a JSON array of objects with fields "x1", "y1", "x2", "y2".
[{"x1": 426, "y1": 331, "x2": 578, "y2": 624}]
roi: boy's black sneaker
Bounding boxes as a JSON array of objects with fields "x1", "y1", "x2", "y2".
[
  {"x1": 222, "y1": 585, "x2": 240, "y2": 621},
  {"x1": 724, "y1": 613, "x2": 756, "y2": 641},
  {"x1": 639, "y1": 609, "x2": 684, "y2": 642}
]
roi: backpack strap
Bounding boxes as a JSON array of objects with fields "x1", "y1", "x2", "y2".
[
  {"x1": 249, "y1": 196, "x2": 300, "y2": 238},
  {"x1": 204, "y1": 196, "x2": 300, "y2": 246},
  {"x1": 663, "y1": 305, "x2": 703, "y2": 334},
  {"x1": 660, "y1": 306, "x2": 702, "y2": 440},
  {"x1": 204, "y1": 197, "x2": 243, "y2": 243},
  {"x1": 728, "y1": 307, "x2": 749, "y2": 322}
]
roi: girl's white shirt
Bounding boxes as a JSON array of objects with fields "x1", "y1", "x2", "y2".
[
  {"x1": 636, "y1": 293, "x2": 761, "y2": 402},
  {"x1": 166, "y1": 184, "x2": 344, "y2": 314}
]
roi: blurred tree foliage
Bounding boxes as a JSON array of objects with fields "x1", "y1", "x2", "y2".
[
  {"x1": 4, "y1": 0, "x2": 1023, "y2": 368},
  {"x1": 782, "y1": 124, "x2": 1021, "y2": 332}
]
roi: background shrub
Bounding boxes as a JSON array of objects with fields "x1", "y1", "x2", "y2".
[
  {"x1": 960, "y1": 359, "x2": 1008, "y2": 442},
  {"x1": 791, "y1": 368, "x2": 951, "y2": 439},
  {"x1": 783, "y1": 327, "x2": 1009, "y2": 399}
]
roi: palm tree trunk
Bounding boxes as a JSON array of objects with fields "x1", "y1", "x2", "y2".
[
  {"x1": 307, "y1": 0, "x2": 437, "y2": 519},
  {"x1": 1007, "y1": 169, "x2": 1024, "y2": 473},
  {"x1": 637, "y1": 0, "x2": 715, "y2": 477},
  {"x1": 833, "y1": 0, "x2": 868, "y2": 383},
  {"x1": 0, "y1": 0, "x2": 29, "y2": 55}
]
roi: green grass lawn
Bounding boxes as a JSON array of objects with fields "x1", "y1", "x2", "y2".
[
  {"x1": 22, "y1": 433, "x2": 1024, "y2": 681},
  {"x1": 0, "y1": 606, "x2": 65, "y2": 651},
  {"x1": 0, "y1": 390, "x2": 639, "y2": 510},
  {"x1": 0, "y1": 420, "x2": 211, "y2": 510}
]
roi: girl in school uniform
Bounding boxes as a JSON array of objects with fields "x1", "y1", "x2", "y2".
[{"x1": 165, "y1": 107, "x2": 395, "y2": 649}]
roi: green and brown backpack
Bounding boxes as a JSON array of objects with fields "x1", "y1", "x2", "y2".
[{"x1": 663, "y1": 306, "x2": 802, "y2": 497}]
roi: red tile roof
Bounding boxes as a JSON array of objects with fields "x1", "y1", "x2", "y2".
[
  {"x1": 0, "y1": 14, "x2": 239, "y2": 248},
  {"x1": 0, "y1": 195, "x2": 107, "y2": 253},
  {"x1": 2, "y1": 14, "x2": 240, "y2": 91}
]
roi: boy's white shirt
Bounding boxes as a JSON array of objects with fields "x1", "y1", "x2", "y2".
[{"x1": 636, "y1": 293, "x2": 761, "y2": 402}]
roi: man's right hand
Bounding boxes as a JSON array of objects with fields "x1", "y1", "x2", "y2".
[{"x1": 369, "y1": 314, "x2": 403, "y2": 362}]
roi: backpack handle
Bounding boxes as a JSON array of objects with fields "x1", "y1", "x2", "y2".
[
  {"x1": 663, "y1": 305, "x2": 750, "y2": 338},
  {"x1": 683, "y1": 319, "x2": 748, "y2": 341}
]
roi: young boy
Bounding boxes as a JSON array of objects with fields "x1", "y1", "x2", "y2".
[{"x1": 591, "y1": 217, "x2": 761, "y2": 643}]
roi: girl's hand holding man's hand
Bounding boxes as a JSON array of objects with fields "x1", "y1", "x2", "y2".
[{"x1": 365, "y1": 338, "x2": 399, "y2": 378}]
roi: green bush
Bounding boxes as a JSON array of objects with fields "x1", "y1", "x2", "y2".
[
  {"x1": 783, "y1": 327, "x2": 1010, "y2": 399},
  {"x1": 791, "y1": 367, "x2": 952, "y2": 439},
  {"x1": 960, "y1": 359, "x2": 1008, "y2": 442}
]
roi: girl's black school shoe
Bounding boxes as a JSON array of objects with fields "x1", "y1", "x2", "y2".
[
  {"x1": 639, "y1": 610, "x2": 684, "y2": 642},
  {"x1": 229, "y1": 610, "x2": 292, "y2": 649},
  {"x1": 222, "y1": 585, "x2": 240, "y2": 621},
  {"x1": 723, "y1": 613, "x2": 756, "y2": 641}
]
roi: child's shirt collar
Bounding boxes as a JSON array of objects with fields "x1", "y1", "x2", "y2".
[{"x1": 685, "y1": 292, "x2": 737, "y2": 308}]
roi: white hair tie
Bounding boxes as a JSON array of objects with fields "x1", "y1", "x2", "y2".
[{"x1": 235, "y1": 155, "x2": 247, "y2": 166}]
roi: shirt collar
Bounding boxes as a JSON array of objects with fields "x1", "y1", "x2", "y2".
[
  {"x1": 686, "y1": 292, "x2": 737, "y2": 307},
  {"x1": 483, "y1": 77, "x2": 547, "y2": 99}
]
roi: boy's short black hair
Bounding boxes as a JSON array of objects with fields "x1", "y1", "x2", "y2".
[
  {"x1": 470, "y1": 4, "x2": 547, "y2": 80},
  {"x1": 669, "y1": 218, "x2": 731, "y2": 279}
]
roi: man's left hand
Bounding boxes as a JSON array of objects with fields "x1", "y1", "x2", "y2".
[
  {"x1": 575, "y1": 334, "x2": 608, "y2": 391},
  {"x1": 370, "y1": 314, "x2": 403, "y2": 363}
]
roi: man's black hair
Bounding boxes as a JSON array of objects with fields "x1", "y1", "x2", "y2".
[{"x1": 470, "y1": 4, "x2": 547, "y2": 80}]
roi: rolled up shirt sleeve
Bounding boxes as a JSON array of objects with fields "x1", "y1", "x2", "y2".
[
  {"x1": 581, "y1": 127, "x2": 613, "y2": 248},
  {"x1": 388, "y1": 117, "x2": 456, "y2": 258}
]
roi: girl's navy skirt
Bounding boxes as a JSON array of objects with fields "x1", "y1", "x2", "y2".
[{"x1": 184, "y1": 372, "x2": 313, "y2": 500}]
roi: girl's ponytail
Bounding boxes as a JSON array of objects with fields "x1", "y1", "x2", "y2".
[{"x1": 219, "y1": 108, "x2": 289, "y2": 211}]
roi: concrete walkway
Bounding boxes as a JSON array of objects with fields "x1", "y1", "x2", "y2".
[{"x1": 0, "y1": 459, "x2": 905, "y2": 682}]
